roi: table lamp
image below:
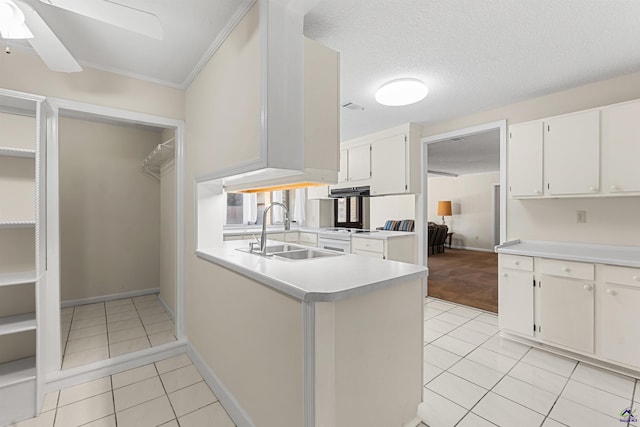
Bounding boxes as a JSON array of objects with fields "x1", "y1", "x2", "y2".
[{"x1": 437, "y1": 200, "x2": 452, "y2": 225}]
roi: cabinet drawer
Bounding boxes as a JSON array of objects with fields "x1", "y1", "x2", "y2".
[
  {"x1": 352, "y1": 249, "x2": 384, "y2": 259},
  {"x1": 299, "y1": 232, "x2": 318, "y2": 245},
  {"x1": 538, "y1": 258, "x2": 594, "y2": 280},
  {"x1": 284, "y1": 232, "x2": 298, "y2": 242},
  {"x1": 499, "y1": 254, "x2": 533, "y2": 272},
  {"x1": 352, "y1": 238, "x2": 384, "y2": 253},
  {"x1": 603, "y1": 265, "x2": 640, "y2": 288}
]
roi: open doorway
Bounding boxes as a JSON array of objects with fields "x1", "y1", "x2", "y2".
[{"x1": 421, "y1": 122, "x2": 506, "y2": 313}]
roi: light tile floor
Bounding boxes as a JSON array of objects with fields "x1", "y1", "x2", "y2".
[
  {"x1": 16, "y1": 295, "x2": 640, "y2": 427},
  {"x1": 61, "y1": 294, "x2": 177, "y2": 369},
  {"x1": 420, "y1": 297, "x2": 640, "y2": 427},
  {"x1": 11, "y1": 353, "x2": 236, "y2": 427}
]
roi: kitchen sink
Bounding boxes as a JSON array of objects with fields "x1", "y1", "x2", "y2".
[
  {"x1": 273, "y1": 248, "x2": 341, "y2": 261},
  {"x1": 236, "y1": 243, "x2": 342, "y2": 260}
]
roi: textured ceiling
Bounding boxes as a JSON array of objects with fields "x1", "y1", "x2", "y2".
[
  {"x1": 13, "y1": 0, "x2": 247, "y2": 87},
  {"x1": 428, "y1": 129, "x2": 499, "y2": 176},
  {"x1": 304, "y1": 0, "x2": 640, "y2": 141}
]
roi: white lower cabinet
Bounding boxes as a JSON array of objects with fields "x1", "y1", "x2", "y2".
[
  {"x1": 351, "y1": 236, "x2": 415, "y2": 263},
  {"x1": 539, "y1": 275, "x2": 594, "y2": 354},
  {"x1": 498, "y1": 257, "x2": 534, "y2": 337},
  {"x1": 602, "y1": 266, "x2": 640, "y2": 367}
]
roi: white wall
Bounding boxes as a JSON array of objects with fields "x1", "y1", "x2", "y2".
[
  {"x1": 59, "y1": 117, "x2": 162, "y2": 301},
  {"x1": 422, "y1": 71, "x2": 640, "y2": 246},
  {"x1": 305, "y1": 199, "x2": 333, "y2": 228},
  {"x1": 369, "y1": 194, "x2": 416, "y2": 230},
  {"x1": 427, "y1": 172, "x2": 500, "y2": 251},
  {"x1": 0, "y1": 49, "x2": 184, "y2": 119}
]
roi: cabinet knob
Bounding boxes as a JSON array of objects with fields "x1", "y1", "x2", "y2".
[
  {"x1": 606, "y1": 289, "x2": 617, "y2": 296},
  {"x1": 503, "y1": 273, "x2": 508, "y2": 277},
  {"x1": 583, "y1": 284, "x2": 592, "y2": 291},
  {"x1": 513, "y1": 261, "x2": 520, "y2": 266},
  {"x1": 562, "y1": 267, "x2": 570, "y2": 273}
]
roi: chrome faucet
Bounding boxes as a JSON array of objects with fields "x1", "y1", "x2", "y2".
[{"x1": 255, "y1": 202, "x2": 290, "y2": 255}]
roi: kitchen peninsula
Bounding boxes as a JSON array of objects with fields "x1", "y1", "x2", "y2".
[{"x1": 194, "y1": 240, "x2": 427, "y2": 427}]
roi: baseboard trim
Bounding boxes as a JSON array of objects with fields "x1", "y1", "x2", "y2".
[
  {"x1": 450, "y1": 245, "x2": 495, "y2": 253},
  {"x1": 417, "y1": 402, "x2": 429, "y2": 424},
  {"x1": 187, "y1": 342, "x2": 256, "y2": 427},
  {"x1": 403, "y1": 415, "x2": 423, "y2": 427},
  {"x1": 61, "y1": 288, "x2": 160, "y2": 308},
  {"x1": 44, "y1": 340, "x2": 187, "y2": 393},
  {"x1": 158, "y1": 295, "x2": 175, "y2": 322}
]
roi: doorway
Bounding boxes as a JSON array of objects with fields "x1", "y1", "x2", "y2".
[{"x1": 420, "y1": 121, "x2": 506, "y2": 313}]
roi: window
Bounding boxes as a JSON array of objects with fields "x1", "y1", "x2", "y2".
[
  {"x1": 225, "y1": 189, "x2": 304, "y2": 226},
  {"x1": 334, "y1": 196, "x2": 363, "y2": 228}
]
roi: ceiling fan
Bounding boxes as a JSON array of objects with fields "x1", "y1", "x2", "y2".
[{"x1": 0, "y1": 0, "x2": 163, "y2": 73}]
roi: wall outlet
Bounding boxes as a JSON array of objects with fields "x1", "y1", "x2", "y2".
[{"x1": 576, "y1": 210, "x2": 587, "y2": 223}]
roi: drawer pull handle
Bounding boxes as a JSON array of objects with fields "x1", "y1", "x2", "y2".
[
  {"x1": 583, "y1": 284, "x2": 592, "y2": 291},
  {"x1": 513, "y1": 261, "x2": 520, "y2": 266},
  {"x1": 503, "y1": 273, "x2": 508, "y2": 277},
  {"x1": 606, "y1": 289, "x2": 617, "y2": 296},
  {"x1": 562, "y1": 267, "x2": 570, "y2": 273}
]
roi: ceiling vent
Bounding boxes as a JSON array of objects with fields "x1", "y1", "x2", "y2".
[
  {"x1": 342, "y1": 102, "x2": 365, "y2": 111},
  {"x1": 450, "y1": 137, "x2": 465, "y2": 142}
]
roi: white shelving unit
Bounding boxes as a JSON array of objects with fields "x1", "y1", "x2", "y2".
[
  {"x1": 141, "y1": 137, "x2": 175, "y2": 181},
  {"x1": 0, "y1": 89, "x2": 43, "y2": 426}
]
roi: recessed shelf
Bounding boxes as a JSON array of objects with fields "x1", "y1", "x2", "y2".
[
  {"x1": 141, "y1": 137, "x2": 175, "y2": 181},
  {"x1": 0, "y1": 357, "x2": 35, "y2": 388},
  {"x1": 0, "y1": 313, "x2": 36, "y2": 337},
  {"x1": 0, "y1": 221, "x2": 35, "y2": 230},
  {"x1": 0, "y1": 272, "x2": 36, "y2": 288},
  {"x1": 0, "y1": 148, "x2": 35, "y2": 159}
]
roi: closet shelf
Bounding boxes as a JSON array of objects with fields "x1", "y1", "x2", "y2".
[
  {"x1": 0, "y1": 272, "x2": 36, "y2": 287},
  {"x1": 141, "y1": 137, "x2": 175, "y2": 181},
  {"x1": 0, "y1": 313, "x2": 36, "y2": 337},
  {"x1": 0, "y1": 357, "x2": 36, "y2": 388},
  {"x1": 0, "y1": 221, "x2": 35, "y2": 229},
  {"x1": 0, "y1": 147, "x2": 35, "y2": 159}
]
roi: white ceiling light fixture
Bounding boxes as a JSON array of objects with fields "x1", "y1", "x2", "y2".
[
  {"x1": 375, "y1": 78, "x2": 428, "y2": 107},
  {"x1": 0, "y1": 0, "x2": 33, "y2": 39}
]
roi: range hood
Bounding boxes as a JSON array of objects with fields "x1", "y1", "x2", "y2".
[{"x1": 329, "y1": 186, "x2": 370, "y2": 198}]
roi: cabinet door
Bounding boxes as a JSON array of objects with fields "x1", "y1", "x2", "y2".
[
  {"x1": 347, "y1": 144, "x2": 371, "y2": 182},
  {"x1": 602, "y1": 101, "x2": 640, "y2": 193},
  {"x1": 508, "y1": 122, "x2": 544, "y2": 197},
  {"x1": 371, "y1": 134, "x2": 406, "y2": 195},
  {"x1": 545, "y1": 110, "x2": 600, "y2": 196},
  {"x1": 307, "y1": 185, "x2": 329, "y2": 199},
  {"x1": 338, "y1": 149, "x2": 348, "y2": 183},
  {"x1": 498, "y1": 269, "x2": 534, "y2": 337},
  {"x1": 539, "y1": 276, "x2": 594, "y2": 353},
  {"x1": 352, "y1": 249, "x2": 384, "y2": 259},
  {"x1": 602, "y1": 284, "x2": 640, "y2": 368}
]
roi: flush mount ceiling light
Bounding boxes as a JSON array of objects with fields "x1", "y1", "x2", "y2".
[
  {"x1": 375, "y1": 78, "x2": 428, "y2": 107},
  {"x1": 0, "y1": 0, "x2": 33, "y2": 39}
]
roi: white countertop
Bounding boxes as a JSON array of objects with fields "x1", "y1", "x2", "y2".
[
  {"x1": 196, "y1": 241, "x2": 427, "y2": 302},
  {"x1": 352, "y1": 230, "x2": 415, "y2": 240},
  {"x1": 496, "y1": 240, "x2": 640, "y2": 268}
]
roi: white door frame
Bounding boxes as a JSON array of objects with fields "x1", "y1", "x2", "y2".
[
  {"x1": 42, "y1": 98, "x2": 186, "y2": 384},
  {"x1": 418, "y1": 120, "x2": 507, "y2": 268}
]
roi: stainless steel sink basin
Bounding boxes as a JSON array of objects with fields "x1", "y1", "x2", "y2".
[{"x1": 273, "y1": 249, "x2": 341, "y2": 261}]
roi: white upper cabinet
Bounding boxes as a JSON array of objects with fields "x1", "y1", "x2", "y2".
[
  {"x1": 545, "y1": 110, "x2": 600, "y2": 196},
  {"x1": 371, "y1": 134, "x2": 407, "y2": 196},
  {"x1": 338, "y1": 148, "x2": 348, "y2": 183},
  {"x1": 508, "y1": 121, "x2": 543, "y2": 197},
  {"x1": 347, "y1": 144, "x2": 371, "y2": 182},
  {"x1": 602, "y1": 100, "x2": 640, "y2": 194}
]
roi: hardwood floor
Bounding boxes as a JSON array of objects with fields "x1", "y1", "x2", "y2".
[{"x1": 427, "y1": 248, "x2": 498, "y2": 313}]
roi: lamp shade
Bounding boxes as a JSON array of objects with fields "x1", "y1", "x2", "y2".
[{"x1": 437, "y1": 200, "x2": 452, "y2": 216}]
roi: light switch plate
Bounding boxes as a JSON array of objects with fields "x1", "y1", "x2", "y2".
[{"x1": 576, "y1": 210, "x2": 587, "y2": 223}]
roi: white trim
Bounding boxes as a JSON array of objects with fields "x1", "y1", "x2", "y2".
[
  {"x1": 302, "y1": 301, "x2": 315, "y2": 427},
  {"x1": 492, "y1": 182, "x2": 500, "y2": 247},
  {"x1": 187, "y1": 343, "x2": 257, "y2": 427},
  {"x1": 450, "y1": 245, "x2": 495, "y2": 253},
  {"x1": 403, "y1": 416, "x2": 423, "y2": 427},
  {"x1": 174, "y1": 122, "x2": 185, "y2": 339},
  {"x1": 45, "y1": 340, "x2": 187, "y2": 393},
  {"x1": 417, "y1": 402, "x2": 429, "y2": 424},
  {"x1": 158, "y1": 295, "x2": 175, "y2": 322},
  {"x1": 60, "y1": 288, "x2": 159, "y2": 308},
  {"x1": 420, "y1": 120, "x2": 508, "y2": 268},
  {"x1": 181, "y1": 0, "x2": 257, "y2": 89},
  {"x1": 0, "y1": 88, "x2": 45, "y2": 103}
]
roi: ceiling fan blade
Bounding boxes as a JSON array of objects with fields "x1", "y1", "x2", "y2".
[
  {"x1": 40, "y1": 0, "x2": 163, "y2": 40},
  {"x1": 14, "y1": 0, "x2": 82, "y2": 72}
]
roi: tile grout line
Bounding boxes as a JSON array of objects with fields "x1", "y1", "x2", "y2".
[
  {"x1": 154, "y1": 358, "x2": 181, "y2": 426},
  {"x1": 110, "y1": 373, "x2": 118, "y2": 427}
]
